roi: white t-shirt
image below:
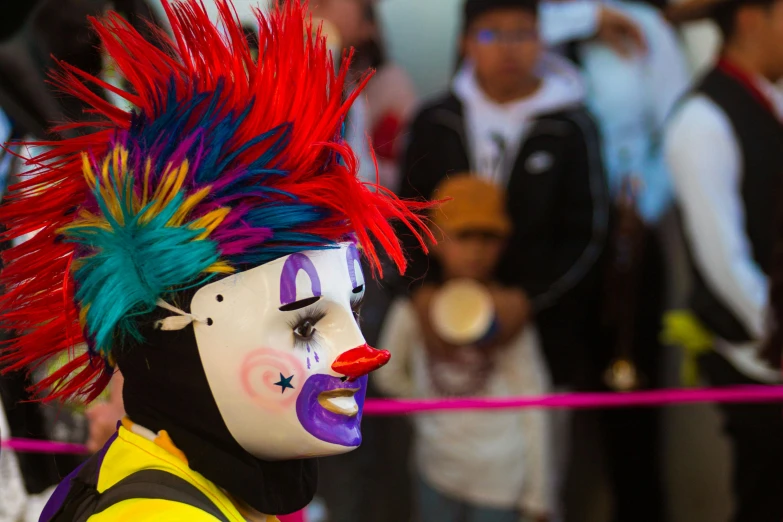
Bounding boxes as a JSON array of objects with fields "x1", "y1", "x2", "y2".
[
  {"x1": 0, "y1": 401, "x2": 55, "y2": 522},
  {"x1": 0, "y1": 401, "x2": 30, "y2": 522},
  {"x1": 374, "y1": 299, "x2": 553, "y2": 515}
]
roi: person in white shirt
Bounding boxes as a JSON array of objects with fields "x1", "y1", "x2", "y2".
[
  {"x1": 665, "y1": 0, "x2": 783, "y2": 520},
  {"x1": 0, "y1": 400, "x2": 55, "y2": 522},
  {"x1": 375, "y1": 175, "x2": 552, "y2": 522},
  {"x1": 0, "y1": 398, "x2": 35, "y2": 522}
]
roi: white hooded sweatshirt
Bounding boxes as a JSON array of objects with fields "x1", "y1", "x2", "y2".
[{"x1": 452, "y1": 53, "x2": 586, "y2": 187}]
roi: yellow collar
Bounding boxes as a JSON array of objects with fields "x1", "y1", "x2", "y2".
[
  {"x1": 121, "y1": 417, "x2": 190, "y2": 464},
  {"x1": 117, "y1": 418, "x2": 279, "y2": 522}
]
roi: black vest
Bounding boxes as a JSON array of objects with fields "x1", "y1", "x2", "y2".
[{"x1": 688, "y1": 67, "x2": 783, "y2": 341}]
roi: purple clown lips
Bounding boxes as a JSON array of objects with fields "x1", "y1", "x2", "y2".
[{"x1": 295, "y1": 373, "x2": 368, "y2": 447}]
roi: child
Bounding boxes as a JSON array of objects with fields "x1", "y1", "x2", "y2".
[{"x1": 375, "y1": 175, "x2": 552, "y2": 522}]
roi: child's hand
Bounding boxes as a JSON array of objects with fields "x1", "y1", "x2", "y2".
[
  {"x1": 489, "y1": 286, "x2": 531, "y2": 346},
  {"x1": 411, "y1": 284, "x2": 460, "y2": 360},
  {"x1": 417, "y1": 284, "x2": 530, "y2": 355}
]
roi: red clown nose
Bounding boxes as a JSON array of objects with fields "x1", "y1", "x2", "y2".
[{"x1": 331, "y1": 344, "x2": 391, "y2": 381}]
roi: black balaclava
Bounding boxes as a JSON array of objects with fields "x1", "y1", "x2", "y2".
[{"x1": 115, "y1": 293, "x2": 317, "y2": 516}]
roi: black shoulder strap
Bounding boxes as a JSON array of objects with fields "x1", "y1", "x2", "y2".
[{"x1": 93, "y1": 469, "x2": 232, "y2": 522}]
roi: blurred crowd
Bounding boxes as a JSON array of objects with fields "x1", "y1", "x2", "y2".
[{"x1": 3, "y1": 0, "x2": 783, "y2": 521}]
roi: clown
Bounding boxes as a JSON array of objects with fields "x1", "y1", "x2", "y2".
[{"x1": 0, "y1": 1, "x2": 430, "y2": 520}]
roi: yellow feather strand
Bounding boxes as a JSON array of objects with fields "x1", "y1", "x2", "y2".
[
  {"x1": 139, "y1": 160, "x2": 190, "y2": 225},
  {"x1": 169, "y1": 186, "x2": 212, "y2": 227},
  {"x1": 58, "y1": 208, "x2": 109, "y2": 234},
  {"x1": 138, "y1": 164, "x2": 172, "y2": 224},
  {"x1": 162, "y1": 161, "x2": 189, "y2": 204},
  {"x1": 189, "y1": 207, "x2": 231, "y2": 240},
  {"x1": 115, "y1": 147, "x2": 134, "y2": 213},
  {"x1": 79, "y1": 304, "x2": 90, "y2": 328},
  {"x1": 205, "y1": 261, "x2": 235, "y2": 274},
  {"x1": 111, "y1": 146, "x2": 121, "y2": 188},
  {"x1": 60, "y1": 217, "x2": 113, "y2": 233},
  {"x1": 82, "y1": 153, "x2": 97, "y2": 189},
  {"x1": 155, "y1": 163, "x2": 178, "y2": 204},
  {"x1": 141, "y1": 157, "x2": 152, "y2": 209},
  {"x1": 97, "y1": 154, "x2": 124, "y2": 227},
  {"x1": 170, "y1": 160, "x2": 190, "y2": 202},
  {"x1": 77, "y1": 209, "x2": 97, "y2": 221},
  {"x1": 120, "y1": 147, "x2": 129, "y2": 176},
  {"x1": 99, "y1": 154, "x2": 111, "y2": 189}
]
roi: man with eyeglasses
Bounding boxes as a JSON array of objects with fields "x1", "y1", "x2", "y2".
[
  {"x1": 400, "y1": 0, "x2": 609, "y2": 519},
  {"x1": 401, "y1": 0, "x2": 607, "y2": 407}
]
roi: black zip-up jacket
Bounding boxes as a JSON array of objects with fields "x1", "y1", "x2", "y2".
[{"x1": 398, "y1": 93, "x2": 609, "y2": 386}]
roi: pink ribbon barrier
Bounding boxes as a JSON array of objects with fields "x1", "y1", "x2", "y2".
[
  {"x1": 278, "y1": 511, "x2": 307, "y2": 522},
  {"x1": 5, "y1": 386, "x2": 783, "y2": 454},
  {"x1": 1, "y1": 437, "x2": 89, "y2": 455},
  {"x1": 362, "y1": 385, "x2": 783, "y2": 415}
]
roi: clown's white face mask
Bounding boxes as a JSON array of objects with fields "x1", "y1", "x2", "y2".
[{"x1": 189, "y1": 243, "x2": 388, "y2": 460}]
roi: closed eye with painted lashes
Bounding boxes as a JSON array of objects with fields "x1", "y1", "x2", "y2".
[{"x1": 290, "y1": 305, "x2": 327, "y2": 348}]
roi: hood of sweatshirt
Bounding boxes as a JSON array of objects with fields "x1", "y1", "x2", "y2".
[{"x1": 452, "y1": 52, "x2": 586, "y2": 118}]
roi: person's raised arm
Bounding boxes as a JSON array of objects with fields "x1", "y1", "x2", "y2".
[
  {"x1": 635, "y1": 6, "x2": 692, "y2": 222},
  {"x1": 540, "y1": 2, "x2": 646, "y2": 56}
]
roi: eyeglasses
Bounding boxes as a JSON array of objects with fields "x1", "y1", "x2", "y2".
[{"x1": 473, "y1": 28, "x2": 538, "y2": 45}]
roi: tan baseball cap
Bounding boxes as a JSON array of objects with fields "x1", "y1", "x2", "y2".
[{"x1": 431, "y1": 174, "x2": 512, "y2": 237}]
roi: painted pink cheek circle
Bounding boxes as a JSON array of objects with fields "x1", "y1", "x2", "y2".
[{"x1": 240, "y1": 348, "x2": 306, "y2": 411}]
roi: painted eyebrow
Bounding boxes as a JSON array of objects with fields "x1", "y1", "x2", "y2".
[
  {"x1": 346, "y1": 244, "x2": 361, "y2": 289},
  {"x1": 278, "y1": 295, "x2": 321, "y2": 312}
]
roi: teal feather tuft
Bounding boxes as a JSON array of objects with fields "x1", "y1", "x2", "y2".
[{"x1": 62, "y1": 161, "x2": 222, "y2": 358}]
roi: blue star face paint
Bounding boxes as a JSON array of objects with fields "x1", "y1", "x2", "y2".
[{"x1": 274, "y1": 373, "x2": 295, "y2": 393}]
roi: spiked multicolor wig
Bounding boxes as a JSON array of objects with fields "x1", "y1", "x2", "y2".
[{"x1": 0, "y1": 0, "x2": 430, "y2": 403}]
